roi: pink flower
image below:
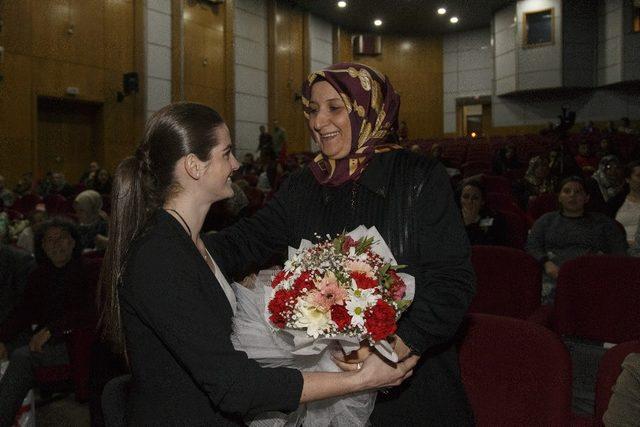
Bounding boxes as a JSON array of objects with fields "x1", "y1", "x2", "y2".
[
  {"x1": 345, "y1": 260, "x2": 374, "y2": 275},
  {"x1": 389, "y1": 271, "x2": 407, "y2": 301},
  {"x1": 308, "y1": 282, "x2": 348, "y2": 311}
]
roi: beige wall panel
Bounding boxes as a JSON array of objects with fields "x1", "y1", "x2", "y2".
[
  {"x1": 0, "y1": 0, "x2": 32, "y2": 55},
  {"x1": 0, "y1": 53, "x2": 32, "y2": 141},
  {"x1": 104, "y1": 0, "x2": 134, "y2": 72},
  {"x1": 69, "y1": 0, "x2": 105, "y2": 68},
  {"x1": 33, "y1": 58, "x2": 105, "y2": 102},
  {"x1": 32, "y1": 0, "x2": 72, "y2": 62}
]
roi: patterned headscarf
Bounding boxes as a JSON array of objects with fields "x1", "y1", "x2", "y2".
[{"x1": 301, "y1": 63, "x2": 401, "y2": 187}]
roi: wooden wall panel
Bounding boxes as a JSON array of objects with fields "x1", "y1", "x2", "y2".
[
  {"x1": 0, "y1": 0, "x2": 139, "y2": 186},
  {"x1": 33, "y1": 58, "x2": 105, "y2": 102},
  {"x1": 179, "y1": 1, "x2": 228, "y2": 118},
  {"x1": 0, "y1": 0, "x2": 32, "y2": 55},
  {"x1": 269, "y1": 1, "x2": 307, "y2": 153},
  {"x1": 69, "y1": 0, "x2": 105, "y2": 68},
  {"x1": 32, "y1": 0, "x2": 71, "y2": 62},
  {"x1": 0, "y1": 53, "x2": 32, "y2": 141},
  {"x1": 339, "y1": 34, "x2": 444, "y2": 139},
  {"x1": 104, "y1": 0, "x2": 134, "y2": 72}
]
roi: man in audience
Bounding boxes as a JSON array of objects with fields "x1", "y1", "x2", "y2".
[
  {"x1": 0, "y1": 218, "x2": 96, "y2": 421},
  {"x1": 272, "y1": 120, "x2": 287, "y2": 158},
  {"x1": 49, "y1": 172, "x2": 75, "y2": 199},
  {"x1": 257, "y1": 125, "x2": 274, "y2": 161},
  {"x1": 586, "y1": 155, "x2": 625, "y2": 216},
  {"x1": 618, "y1": 117, "x2": 636, "y2": 134},
  {"x1": 526, "y1": 176, "x2": 627, "y2": 304},
  {"x1": 79, "y1": 161, "x2": 100, "y2": 186}
]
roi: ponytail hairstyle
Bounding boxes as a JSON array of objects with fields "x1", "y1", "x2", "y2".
[{"x1": 98, "y1": 102, "x2": 225, "y2": 357}]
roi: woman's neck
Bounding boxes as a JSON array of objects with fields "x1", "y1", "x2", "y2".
[
  {"x1": 628, "y1": 189, "x2": 640, "y2": 202},
  {"x1": 163, "y1": 196, "x2": 210, "y2": 244}
]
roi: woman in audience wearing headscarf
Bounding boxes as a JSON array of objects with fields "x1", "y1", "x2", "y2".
[
  {"x1": 615, "y1": 161, "x2": 640, "y2": 246},
  {"x1": 514, "y1": 155, "x2": 556, "y2": 210},
  {"x1": 586, "y1": 155, "x2": 626, "y2": 216},
  {"x1": 205, "y1": 63, "x2": 475, "y2": 425},
  {"x1": 526, "y1": 176, "x2": 627, "y2": 304},
  {"x1": 73, "y1": 190, "x2": 108, "y2": 251}
]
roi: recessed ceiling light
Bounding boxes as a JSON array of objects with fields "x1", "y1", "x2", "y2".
[
  {"x1": 337, "y1": 1, "x2": 347, "y2": 8},
  {"x1": 450, "y1": 16, "x2": 459, "y2": 24},
  {"x1": 437, "y1": 7, "x2": 447, "y2": 15},
  {"x1": 374, "y1": 19, "x2": 382, "y2": 26}
]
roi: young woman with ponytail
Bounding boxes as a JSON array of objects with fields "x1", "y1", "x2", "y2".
[{"x1": 97, "y1": 102, "x2": 416, "y2": 425}]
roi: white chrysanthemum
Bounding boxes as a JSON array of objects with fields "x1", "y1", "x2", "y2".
[
  {"x1": 345, "y1": 288, "x2": 376, "y2": 327},
  {"x1": 293, "y1": 300, "x2": 331, "y2": 338}
]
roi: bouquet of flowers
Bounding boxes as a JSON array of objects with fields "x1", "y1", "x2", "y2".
[
  {"x1": 267, "y1": 232, "x2": 411, "y2": 345},
  {"x1": 231, "y1": 226, "x2": 415, "y2": 426}
]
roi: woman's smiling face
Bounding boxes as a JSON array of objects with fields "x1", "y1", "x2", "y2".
[{"x1": 307, "y1": 81, "x2": 352, "y2": 160}]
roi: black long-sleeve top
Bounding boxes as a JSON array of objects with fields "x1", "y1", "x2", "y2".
[
  {"x1": 119, "y1": 210, "x2": 303, "y2": 426},
  {"x1": 204, "y1": 150, "x2": 476, "y2": 425}
]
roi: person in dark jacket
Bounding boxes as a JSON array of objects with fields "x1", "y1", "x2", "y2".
[
  {"x1": 0, "y1": 243, "x2": 35, "y2": 325},
  {"x1": 459, "y1": 180, "x2": 508, "y2": 246},
  {"x1": 0, "y1": 218, "x2": 96, "y2": 423},
  {"x1": 205, "y1": 63, "x2": 476, "y2": 426},
  {"x1": 97, "y1": 102, "x2": 416, "y2": 426}
]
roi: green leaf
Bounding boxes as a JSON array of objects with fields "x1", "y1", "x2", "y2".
[
  {"x1": 395, "y1": 299, "x2": 412, "y2": 311},
  {"x1": 392, "y1": 264, "x2": 407, "y2": 270}
]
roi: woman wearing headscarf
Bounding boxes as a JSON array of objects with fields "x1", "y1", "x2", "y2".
[
  {"x1": 73, "y1": 190, "x2": 108, "y2": 251},
  {"x1": 585, "y1": 155, "x2": 627, "y2": 216},
  {"x1": 514, "y1": 155, "x2": 556, "y2": 209},
  {"x1": 205, "y1": 63, "x2": 475, "y2": 425}
]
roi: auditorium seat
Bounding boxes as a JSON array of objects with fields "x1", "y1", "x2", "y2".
[
  {"x1": 593, "y1": 340, "x2": 640, "y2": 426},
  {"x1": 458, "y1": 313, "x2": 572, "y2": 426},
  {"x1": 527, "y1": 192, "x2": 559, "y2": 222},
  {"x1": 44, "y1": 194, "x2": 74, "y2": 215},
  {"x1": 552, "y1": 255, "x2": 640, "y2": 344},
  {"x1": 469, "y1": 246, "x2": 541, "y2": 320},
  {"x1": 12, "y1": 194, "x2": 43, "y2": 215},
  {"x1": 498, "y1": 210, "x2": 529, "y2": 249},
  {"x1": 482, "y1": 175, "x2": 512, "y2": 195}
]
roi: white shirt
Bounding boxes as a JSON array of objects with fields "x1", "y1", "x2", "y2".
[{"x1": 615, "y1": 198, "x2": 640, "y2": 244}]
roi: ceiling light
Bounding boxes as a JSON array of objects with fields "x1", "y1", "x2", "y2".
[
  {"x1": 437, "y1": 7, "x2": 447, "y2": 15},
  {"x1": 450, "y1": 16, "x2": 459, "y2": 24},
  {"x1": 374, "y1": 19, "x2": 382, "y2": 26},
  {"x1": 337, "y1": 1, "x2": 347, "y2": 8}
]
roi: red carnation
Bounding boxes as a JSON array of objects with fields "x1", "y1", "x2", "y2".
[
  {"x1": 331, "y1": 305, "x2": 351, "y2": 331},
  {"x1": 268, "y1": 289, "x2": 296, "y2": 328},
  {"x1": 350, "y1": 272, "x2": 379, "y2": 290},
  {"x1": 341, "y1": 236, "x2": 358, "y2": 252},
  {"x1": 388, "y1": 270, "x2": 407, "y2": 301},
  {"x1": 271, "y1": 270, "x2": 289, "y2": 288},
  {"x1": 364, "y1": 300, "x2": 397, "y2": 341},
  {"x1": 292, "y1": 272, "x2": 316, "y2": 295}
]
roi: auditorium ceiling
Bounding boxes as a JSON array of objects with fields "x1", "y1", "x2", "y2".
[{"x1": 289, "y1": 0, "x2": 515, "y2": 35}]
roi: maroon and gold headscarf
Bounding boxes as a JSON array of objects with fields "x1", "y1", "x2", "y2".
[{"x1": 301, "y1": 63, "x2": 401, "y2": 187}]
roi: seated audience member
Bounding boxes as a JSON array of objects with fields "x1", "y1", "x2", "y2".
[
  {"x1": 13, "y1": 174, "x2": 34, "y2": 198},
  {"x1": 586, "y1": 155, "x2": 625, "y2": 216},
  {"x1": 0, "y1": 243, "x2": 35, "y2": 324},
  {"x1": 398, "y1": 120, "x2": 409, "y2": 141},
  {"x1": 73, "y1": 190, "x2": 108, "y2": 251},
  {"x1": 0, "y1": 175, "x2": 16, "y2": 208},
  {"x1": 79, "y1": 161, "x2": 100, "y2": 186},
  {"x1": 615, "y1": 161, "x2": 640, "y2": 245},
  {"x1": 0, "y1": 218, "x2": 97, "y2": 421},
  {"x1": 37, "y1": 172, "x2": 54, "y2": 197},
  {"x1": 603, "y1": 353, "x2": 640, "y2": 426},
  {"x1": 238, "y1": 153, "x2": 258, "y2": 176},
  {"x1": 49, "y1": 172, "x2": 75, "y2": 199},
  {"x1": 618, "y1": 117, "x2": 636, "y2": 135},
  {"x1": 514, "y1": 155, "x2": 556, "y2": 210},
  {"x1": 597, "y1": 138, "x2": 617, "y2": 161},
  {"x1": 88, "y1": 168, "x2": 112, "y2": 195},
  {"x1": 257, "y1": 125, "x2": 274, "y2": 160},
  {"x1": 526, "y1": 176, "x2": 628, "y2": 304},
  {"x1": 574, "y1": 140, "x2": 598, "y2": 176},
  {"x1": 16, "y1": 209, "x2": 48, "y2": 254},
  {"x1": 630, "y1": 219, "x2": 640, "y2": 257},
  {"x1": 581, "y1": 121, "x2": 597, "y2": 134},
  {"x1": 459, "y1": 180, "x2": 507, "y2": 246},
  {"x1": 492, "y1": 144, "x2": 522, "y2": 176},
  {"x1": 430, "y1": 143, "x2": 460, "y2": 177}
]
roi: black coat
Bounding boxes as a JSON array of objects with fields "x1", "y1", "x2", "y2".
[
  {"x1": 120, "y1": 211, "x2": 303, "y2": 426},
  {"x1": 205, "y1": 150, "x2": 476, "y2": 426}
]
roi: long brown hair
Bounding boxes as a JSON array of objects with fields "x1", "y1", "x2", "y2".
[{"x1": 97, "y1": 102, "x2": 224, "y2": 357}]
